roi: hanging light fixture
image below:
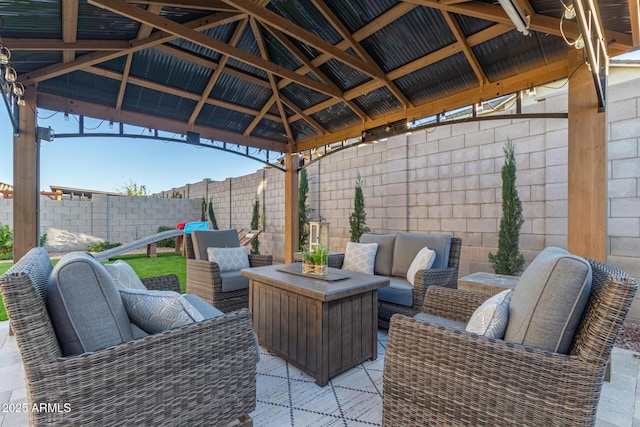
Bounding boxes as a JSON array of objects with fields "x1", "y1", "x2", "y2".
[{"x1": 0, "y1": 38, "x2": 25, "y2": 108}]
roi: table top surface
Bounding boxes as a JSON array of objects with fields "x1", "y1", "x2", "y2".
[{"x1": 241, "y1": 263, "x2": 389, "y2": 302}]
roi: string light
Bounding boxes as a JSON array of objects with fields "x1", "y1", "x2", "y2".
[{"x1": 0, "y1": 40, "x2": 25, "y2": 107}]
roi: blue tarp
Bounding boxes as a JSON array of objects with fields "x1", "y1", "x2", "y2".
[{"x1": 183, "y1": 221, "x2": 210, "y2": 233}]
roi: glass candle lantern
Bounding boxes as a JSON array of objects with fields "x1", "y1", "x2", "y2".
[{"x1": 306, "y1": 221, "x2": 329, "y2": 275}]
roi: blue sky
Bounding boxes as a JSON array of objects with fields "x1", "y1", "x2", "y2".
[{"x1": 0, "y1": 108, "x2": 271, "y2": 194}]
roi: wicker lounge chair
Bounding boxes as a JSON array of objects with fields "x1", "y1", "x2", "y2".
[
  {"x1": 0, "y1": 247, "x2": 256, "y2": 426},
  {"x1": 186, "y1": 229, "x2": 272, "y2": 313},
  {"x1": 382, "y1": 257, "x2": 638, "y2": 426}
]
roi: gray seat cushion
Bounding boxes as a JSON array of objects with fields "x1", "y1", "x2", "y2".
[
  {"x1": 182, "y1": 294, "x2": 259, "y2": 362},
  {"x1": 504, "y1": 247, "x2": 592, "y2": 354},
  {"x1": 192, "y1": 229, "x2": 240, "y2": 260},
  {"x1": 392, "y1": 232, "x2": 452, "y2": 277},
  {"x1": 182, "y1": 294, "x2": 225, "y2": 319},
  {"x1": 47, "y1": 252, "x2": 134, "y2": 356},
  {"x1": 360, "y1": 233, "x2": 396, "y2": 276},
  {"x1": 414, "y1": 312, "x2": 466, "y2": 330},
  {"x1": 378, "y1": 277, "x2": 413, "y2": 307},
  {"x1": 220, "y1": 271, "x2": 250, "y2": 292}
]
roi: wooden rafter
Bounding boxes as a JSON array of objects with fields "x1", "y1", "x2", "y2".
[
  {"x1": 219, "y1": 0, "x2": 383, "y2": 80},
  {"x1": 403, "y1": 0, "x2": 633, "y2": 55},
  {"x1": 61, "y1": 0, "x2": 79, "y2": 63},
  {"x1": 125, "y1": 0, "x2": 238, "y2": 12},
  {"x1": 298, "y1": 58, "x2": 570, "y2": 150},
  {"x1": 290, "y1": 23, "x2": 512, "y2": 124},
  {"x1": 310, "y1": 0, "x2": 412, "y2": 108},
  {"x1": 154, "y1": 44, "x2": 270, "y2": 89},
  {"x1": 243, "y1": 94, "x2": 276, "y2": 137},
  {"x1": 20, "y1": 12, "x2": 245, "y2": 84},
  {"x1": 38, "y1": 92, "x2": 287, "y2": 152},
  {"x1": 263, "y1": 26, "x2": 369, "y2": 122},
  {"x1": 250, "y1": 17, "x2": 294, "y2": 142},
  {"x1": 117, "y1": 3, "x2": 163, "y2": 111},
  {"x1": 88, "y1": 0, "x2": 342, "y2": 98},
  {"x1": 441, "y1": 11, "x2": 488, "y2": 84},
  {"x1": 83, "y1": 65, "x2": 282, "y2": 122},
  {"x1": 250, "y1": 25, "x2": 329, "y2": 135},
  {"x1": 189, "y1": 18, "x2": 249, "y2": 125}
]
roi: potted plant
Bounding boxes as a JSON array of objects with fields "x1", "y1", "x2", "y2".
[
  {"x1": 302, "y1": 247, "x2": 315, "y2": 273},
  {"x1": 311, "y1": 245, "x2": 328, "y2": 275}
]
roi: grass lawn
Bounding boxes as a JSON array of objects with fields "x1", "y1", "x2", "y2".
[{"x1": 0, "y1": 252, "x2": 186, "y2": 322}]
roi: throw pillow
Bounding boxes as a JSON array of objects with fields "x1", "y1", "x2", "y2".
[
  {"x1": 207, "y1": 246, "x2": 250, "y2": 272},
  {"x1": 119, "y1": 288, "x2": 205, "y2": 334},
  {"x1": 465, "y1": 289, "x2": 513, "y2": 339},
  {"x1": 341, "y1": 242, "x2": 378, "y2": 275},
  {"x1": 104, "y1": 260, "x2": 147, "y2": 290},
  {"x1": 406, "y1": 247, "x2": 436, "y2": 285}
]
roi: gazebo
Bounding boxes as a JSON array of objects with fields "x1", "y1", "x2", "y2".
[{"x1": 0, "y1": 0, "x2": 637, "y2": 262}]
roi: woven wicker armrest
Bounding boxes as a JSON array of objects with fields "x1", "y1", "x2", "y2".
[
  {"x1": 141, "y1": 274, "x2": 181, "y2": 293},
  {"x1": 248, "y1": 254, "x2": 273, "y2": 267},
  {"x1": 186, "y1": 258, "x2": 251, "y2": 312},
  {"x1": 419, "y1": 286, "x2": 488, "y2": 323},
  {"x1": 37, "y1": 309, "x2": 256, "y2": 426},
  {"x1": 411, "y1": 266, "x2": 459, "y2": 311},
  {"x1": 384, "y1": 314, "x2": 600, "y2": 426}
]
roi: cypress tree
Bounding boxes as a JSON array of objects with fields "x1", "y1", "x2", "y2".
[
  {"x1": 298, "y1": 169, "x2": 311, "y2": 250},
  {"x1": 250, "y1": 196, "x2": 260, "y2": 254},
  {"x1": 207, "y1": 199, "x2": 218, "y2": 230},
  {"x1": 488, "y1": 139, "x2": 525, "y2": 275},
  {"x1": 349, "y1": 174, "x2": 370, "y2": 242}
]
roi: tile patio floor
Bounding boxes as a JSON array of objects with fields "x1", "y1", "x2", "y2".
[{"x1": 0, "y1": 321, "x2": 640, "y2": 427}]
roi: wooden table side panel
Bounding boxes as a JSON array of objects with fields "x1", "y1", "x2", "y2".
[{"x1": 327, "y1": 292, "x2": 376, "y2": 378}]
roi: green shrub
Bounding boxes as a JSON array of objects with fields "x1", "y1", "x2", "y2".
[
  {"x1": 0, "y1": 224, "x2": 13, "y2": 260},
  {"x1": 88, "y1": 241, "x2": 122, "y2": 252},
  {"x1": 156, "y1": 226, "x2": 176, "y2": 248}
]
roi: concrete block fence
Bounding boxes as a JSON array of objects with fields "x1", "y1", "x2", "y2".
[
  {"x1": 165, "y1": 70, "x2": 640, "y2": 321},
  {"x1": 1, "y1": 68, "x2": 639, "y2": 320}
]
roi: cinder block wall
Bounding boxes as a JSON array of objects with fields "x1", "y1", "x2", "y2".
[{"x1": 0, "y1": 196, "x2": 201, "y2": 252}]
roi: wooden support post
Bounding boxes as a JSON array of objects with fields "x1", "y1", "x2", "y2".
[
  {"x1": 284, "y1": 146, "x2": 299, "y2": 263},
  {"x1": 567, "y1": 50, "x2": 607, "y2": 261},
  {"x1": 13, "y1": 90, "x2": 38, "y2": 262}
]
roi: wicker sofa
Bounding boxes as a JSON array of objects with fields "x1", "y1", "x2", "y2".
[
  {"x1": 332, "y1": 231, "x2": 461, "y2": 327},
  {"x1": 0, "y1": 247, "x2": 256, "y2": 426},
  {"x1": 186, "y1": 229, "x2": 273, "y2": 313},
  {"x1": 383, "y1": 249, "x2": 638, "y2": 426}
]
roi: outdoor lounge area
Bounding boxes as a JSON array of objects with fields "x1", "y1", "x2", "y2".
[{"x1": 2, "y1": 0, "x2": 640, "y2": 426}]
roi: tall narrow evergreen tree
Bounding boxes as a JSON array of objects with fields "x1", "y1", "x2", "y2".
[
  {"x1": 488, "y1": 139, "x2": 525, "y2": 275},
  {"x1": 349, "y1": 174, "x2": 370, "y2": 242},
  {"x1": 298, "y1": 169, "x2": 311, "y2": 250},
  {"x1": 250, "y1": 196, "x2": 260, "y2": 254},
  {"x1": 200, "y1": 197, "x2": 206, "y2": 221},
  {"x1": 207, "y1": 199, "x2": 219, "y2": 230}
]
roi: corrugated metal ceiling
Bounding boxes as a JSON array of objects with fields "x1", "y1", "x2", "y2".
[{"x1": 0, "y1": 0, "x2": 635, "y2": 151}]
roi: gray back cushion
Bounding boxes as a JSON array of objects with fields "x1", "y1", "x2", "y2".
[
  {"x1": 360, "y1": 233, "x2": 396, "y2": 276},
  {"x1": 192, "y1": 229, "x2": 240, "y2": 260},
  {"x1": 504, "y1": 247, "x2": 592, "y2": 354},
  {"x1": 47, "y1": 252, "x2": 134, "y2": 356},
  {"x1": 391, "y1": 232, "x2": 452, "y2": 277}
]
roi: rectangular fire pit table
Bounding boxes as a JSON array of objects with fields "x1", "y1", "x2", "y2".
[{"x1": 241, "y1": 263, "x2": 389, "y2": 386}]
